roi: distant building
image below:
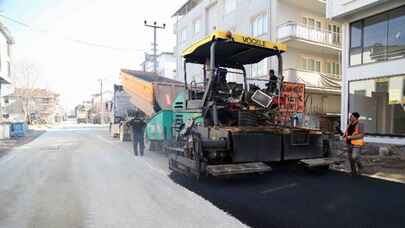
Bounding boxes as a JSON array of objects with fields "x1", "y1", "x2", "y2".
[
  {"x1": 327, "y1": 0, "x2": 405, "y2": 144},
  {"x1": 141, "y1": 52, "x2": 176, "y2": 79},
  {"x1": 173, "y1": 0, "x2": 343, "y2": 131},
  {"x1": 0, "y1": 22, "x2": 14, "y2": 118},
  {"x1": 3, "y1": 88, "x2": 62, "y2": 124},
  {"x1": 89, "y1": 91, "x2": 113, "y2": 123}
]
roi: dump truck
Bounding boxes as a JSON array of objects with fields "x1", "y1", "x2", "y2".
[
  {"x1": 109, "y1": 84, "x2": 136, "y2": 141},
  {"x1": 76, "y1": 105, "x2": 89, "y2": 124},
  {"x1": 145, "y1": 31, "x2": 333, "y2": 178},
  {"x1": 120, "y1": 69, "x2": 184, "y2": 148}
]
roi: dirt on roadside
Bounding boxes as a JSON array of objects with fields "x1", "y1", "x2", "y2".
[
  {"x1": 0, "y1": 129, "x2": 46, "y2": 157},
  {"x1": 330, "y1": 139, "x2": 405, "y2": 183}
]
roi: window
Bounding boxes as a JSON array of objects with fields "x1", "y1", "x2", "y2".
[
  {"x1": 7, "y1": 44, "x2": 10, "y2": 58},
  {"x1": 326, "y1": 61, "x2": 340, "y2": 75},
  {"x1": 328, "y1": 24, "x2": 341, "y2": 45},
  {"x1": 315, "y1": 60, "x2": 321, "y2": 72},
  {"x1": 308, "y1": 59, "x2": 315, "y2": 71},
  {"x1": 7, "y1": 62, "x2": 10, "y2": 77},
  {"x1": 251, "y1": 14, "x2": 268, "y2": 37},
  {"x1": 224, "y1": 0, "x2": 237, "y2": 14},
  {"x1": 349, "y1": 5, "x2": 405, "y2": 66},
  {"x1": 303, "y1": 17, "x2": 321, "y2": 30},
  {"x1": 387, "y1": 7, "x2": 405, "y2": 60},
  {"x1": 180, "y1": 28, "x2": 187, "y2": 43},
  {"x1": 193, "y1": 18, "x2": 201, "y2": 34},
  {"x1": 251, "y1": 59, "x2": 267, "y2": 78},
  {"x1": 363, "y1": 14, "x2": 388, "y2": 63},
  {"x1": 300, "y1": 56, "x2": 321, "y2": 72},
  {"x1": 350, "y1": 21, "x2": 363, "y2": 65},
  {"x1": 349, "y1": 75, "x2": 405, "y2": 136}
]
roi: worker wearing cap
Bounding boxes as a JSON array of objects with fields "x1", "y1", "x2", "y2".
[
  {"x1": 343, "y1": 112, "x2": 366, "y2": 175},
  {"x1": 127, "y1": 112, "x2": 146, "y2": 156}
]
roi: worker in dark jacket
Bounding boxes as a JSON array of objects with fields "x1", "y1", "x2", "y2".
[
  {"x1": 266, "y1": 69, "x2": 279, "y2": 95},
  {"x1": 127, "y1": 112, "x2": 146, "y2": 156}
]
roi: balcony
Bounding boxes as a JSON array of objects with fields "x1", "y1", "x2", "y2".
[
  {"x1": 283, "y1": 68, "x2": 341, "y2": 94},
  {"x1": 282, "y1": 0, "x2": 326, "y2": 15},
  {"x1": 277, "y1": 21, "x2": 341, "y2": 54}
]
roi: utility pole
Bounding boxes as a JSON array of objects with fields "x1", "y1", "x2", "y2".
[
  {"x1": 99, "y1": 79, "x2": 103, "y2": 125},
  {"x1": 144, "y1": 20, "x2": 166, "y2": 74}
]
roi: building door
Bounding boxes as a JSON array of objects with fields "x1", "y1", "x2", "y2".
[
  {"x1": 303, "y1": 17, "x2": 322, "y2": 41},
  {"x1": 206, "y1": 3, "x2": 218, "y2": 35},
  {"x1": 328, "y1": 24, "x2": 341, "y2": 45}
]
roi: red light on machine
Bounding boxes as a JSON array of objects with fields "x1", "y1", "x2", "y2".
[{"x1": 165, "y1": 94, "x2": 172, "y2": 106}]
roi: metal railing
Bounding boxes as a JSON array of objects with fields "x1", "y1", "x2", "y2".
[
  {"x1": 277, "y1": 21, "x2": 342, "y2": 48},
  {"x1": 283, "y1": 68, "x2": 341, "y2": 89}
]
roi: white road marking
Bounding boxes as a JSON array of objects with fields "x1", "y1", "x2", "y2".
[
  {"x1": 143, "y1": 159, "x2": 168, "y2": 176},
  {"x1": 95, "y1": 135, "x2": 116, "y2": 145},
  {"x1": 261, "y1": 183, "x2": 298, "y2": 194}
]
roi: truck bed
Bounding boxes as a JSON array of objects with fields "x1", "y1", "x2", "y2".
[
  {"x1": 120, "y1": 69, "x2": 184, "y2": 116},
  {"x1": 112, "y1": 84, "x2": 134, "y2": 121}
]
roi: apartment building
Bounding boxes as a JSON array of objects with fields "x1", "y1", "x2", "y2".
[
  {"x1": 327, "y1": 0, "x2": 405, "y2": 144},
  {"x1": 141, "y1": 52, "x2": 177, "y2": 80},
  {"x1": 90, "y1": 91, "x2": 113, "y2": 123},
  {"x1": 173, "y1": 0, "x2": 342, "y2": 130},
  {"x1": 0, "y1": 22, "x2": 14, "y2": 118}
]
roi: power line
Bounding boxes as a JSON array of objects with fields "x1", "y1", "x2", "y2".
[
  {"x1": 0, "y1": 14, "x2": 147, "y2": 53},
  {"x1": 144, "y1": 20, "x2": 166, "y2": 73}
]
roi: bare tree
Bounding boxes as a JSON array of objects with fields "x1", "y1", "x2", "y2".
[{"x1": 11, "y1": 60, "x2": 41, "y2": 122}]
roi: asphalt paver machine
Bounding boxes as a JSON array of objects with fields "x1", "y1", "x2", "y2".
[{"x1": 149, "y1": 31, "x2": 332, "y2": 177}]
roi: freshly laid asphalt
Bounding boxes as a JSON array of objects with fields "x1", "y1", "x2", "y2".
[
  {"x1": 0, "y1": 123, "x2": 404, "y2": 228},
  {"x1": 171, "y1": 165, "x2": 405, "y2": 228}
]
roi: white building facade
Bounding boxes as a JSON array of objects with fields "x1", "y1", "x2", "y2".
[
  {"x1": 327, "y1": 0, "x2": 405, "y2": 144},
  {"x1": 0, "y1": 22, "x2": 14, "y2": 118},
  {"x1": 142, "y1": 52, "x2": 177, "y2": 80},
  {"x1": 173, "y1": 0, "x2": 343, "y2": 131}
]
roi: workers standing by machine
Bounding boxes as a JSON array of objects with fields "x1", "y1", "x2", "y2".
[{"x1": 127, "y1": 111, "x2": 146, "y2": 156}]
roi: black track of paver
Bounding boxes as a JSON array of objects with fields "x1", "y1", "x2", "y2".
[{"x1": 170, "y1": 165, "x2": 405, "y2": 228}]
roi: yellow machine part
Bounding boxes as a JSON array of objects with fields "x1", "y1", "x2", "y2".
[{"x1": 120, "y1": 71, "x2": 155, "y2": 116}]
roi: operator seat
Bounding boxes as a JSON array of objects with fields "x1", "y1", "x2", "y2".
[{"x1": 213, "y1": 68, "x2": 231, "y2": 102}]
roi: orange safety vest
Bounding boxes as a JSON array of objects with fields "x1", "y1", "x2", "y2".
[{"x1": 344, "y1": 120, "x2": 365, "y2": 147}]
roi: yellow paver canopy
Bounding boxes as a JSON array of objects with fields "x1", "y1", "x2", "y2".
[{"x1": 182, "y1": 31, "x2": 287, "y2": 68}]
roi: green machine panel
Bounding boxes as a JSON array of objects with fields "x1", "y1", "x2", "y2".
[{"x1": 146, "y1": 110, "x2": 173, "y2": 141}]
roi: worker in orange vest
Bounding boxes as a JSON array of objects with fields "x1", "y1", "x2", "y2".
[{"x1": 343, "y1": 112, "x2": 366, "y2": 175}]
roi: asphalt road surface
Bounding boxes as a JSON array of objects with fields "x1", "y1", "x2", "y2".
[
  {"x1": 0, "y1": 123, "x2": 404, "y2": 228},
  {"x1": 0, "y1": 123, "x2": 245, "y2": 228}
]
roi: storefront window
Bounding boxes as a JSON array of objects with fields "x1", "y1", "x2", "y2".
[
  {"x1": 349, "y1": 75, "x2": 405, "y2": 136},
  {"x1": 350, "y1": 21, "x2": 362, "y2": 65},
  {"x1": 387, "y1": 7, "x2": 405, "y2": 60},
  {"x1": 363, "y1": 13, "x2": 388, "y2": 63},
  {"x1": 349, "y1": 5, "x2": 405, "y2": 65}
]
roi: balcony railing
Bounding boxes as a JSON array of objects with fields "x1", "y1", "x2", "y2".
[
  {"x1": 277, "y1": 21, "x2": 342, "y2": 49},
  {"x1": 283, "y1": 68, "x2": 341, "y2": 90}
]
